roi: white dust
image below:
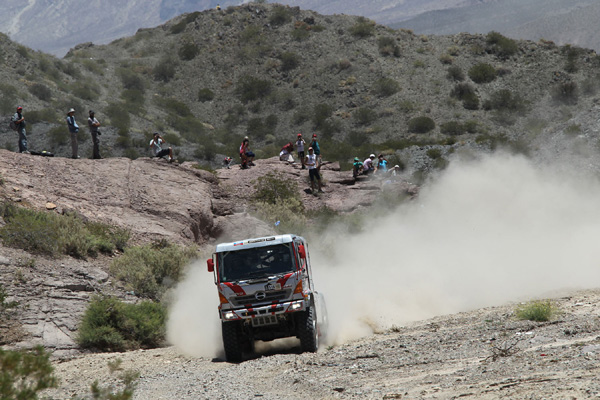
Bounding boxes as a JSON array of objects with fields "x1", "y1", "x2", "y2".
[{"x1": 167, "y1": 152, "x2": 600, "y2": 355}]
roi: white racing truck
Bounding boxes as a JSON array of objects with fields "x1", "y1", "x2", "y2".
[{"x1": 207, "y1": 234, "x2": 327, "y2": 362}]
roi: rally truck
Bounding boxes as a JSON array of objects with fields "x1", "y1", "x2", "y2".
[{"x1": 207, "y1": 234, "x2": 327, "y2": 362}]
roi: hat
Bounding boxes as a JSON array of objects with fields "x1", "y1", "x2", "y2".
[
  {"x1": 89, "y1": 110, "x2": 94, "y2": 114},
  {"x1": 308, "y1": 147, "x2": 313, "y2": 151},
  {"x1": 369, "y1": 154, "x2": 375, "y2": 159},
  {"x1": 153, "y1": 132, "x2": 159, "y2": 136},
  {"x1": 244, "y1": 136, "x2": 249, "y2": 140},
  {"x1": 394, "y1": 165, "x2": 400, "y2": 168},
  {"x1": 312, "y1": 134, "x2": 317, "y2": 137},
  {"x1": 68, "y1": 108, "x2": 75, "y2": 113},
  {"x1": 297, "y1": 133, "x2": 302, "y2": 137},
  {"x1": 354, "y1": 157, "x2": 359, "y2": 161},
  {"x1": 17, "y1": 106, "x2": 22, "y2": 110}
]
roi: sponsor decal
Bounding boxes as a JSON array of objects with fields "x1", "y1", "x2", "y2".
[{"x1": 233, "y1": 241, "x2": 244, "y2": 246}]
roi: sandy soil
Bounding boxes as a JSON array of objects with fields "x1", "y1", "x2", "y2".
[{"x1": 42, "y1": 289, "x2": 600, "y2": 400}]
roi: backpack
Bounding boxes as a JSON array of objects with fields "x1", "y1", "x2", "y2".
[{"x1": 9, "y1": 120, "x2": 17, "y2": 131}]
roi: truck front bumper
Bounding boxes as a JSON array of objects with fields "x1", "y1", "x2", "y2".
[{"x1": 221, "y1": 298, "x2": 308, "y2": 321}]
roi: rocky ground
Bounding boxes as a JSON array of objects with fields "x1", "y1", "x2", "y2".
[{"x1": 40, "y1": 289, "x2": 600, "y2": 399}]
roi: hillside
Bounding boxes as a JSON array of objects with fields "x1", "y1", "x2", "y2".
[
  {"x1": 395, "y1": 0, "x2": 600, "y2": 52},
  {"x1": 2, "y1": 3, "x2": 600, "y2": 179}
]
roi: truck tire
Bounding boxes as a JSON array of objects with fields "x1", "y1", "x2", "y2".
[
  {"x1": 297, "y1": 306, "x2": 318, "y2": 353},
  {"x1": 222, "y1": 321, "x2": 243, "y2": 362}
]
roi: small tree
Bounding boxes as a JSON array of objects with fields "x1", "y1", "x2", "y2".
[
  {"x1": 0, "y1": 346, "x2": 58, "y2": 399},
  {"x1": 408, "y1": 116, "x2": 435, "y2": 133},
  {"x1": 469, "y1": 63, "x2": 497, "y2": 84}
]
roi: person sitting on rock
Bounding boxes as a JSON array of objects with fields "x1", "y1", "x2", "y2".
[
  {"x1": 352, "y1": 157, "x2": 363, "y2": 178},
  {"x1": 149, "y1": 132, "x2": 174, "y2": 162},
  {"x1": 376, "y1": 154, "x2": 388, "y2": 174},
  {"x1": 239, "y1": 136, "x2": 255, "y2": 169},
  {"x1": 280, "y1": 142, "x2": 294, "y2": 162},
  {"x1": 362, "y1": 154, "x2": 376, "y2": 175}
]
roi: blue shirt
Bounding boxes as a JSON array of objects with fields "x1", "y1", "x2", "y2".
[{"x1": 66, "y1": 115, "x2": 79, "y2": 132}]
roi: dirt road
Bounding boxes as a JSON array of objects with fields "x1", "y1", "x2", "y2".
[{"x1": 43, "y1": 289, "x2": 600, "y2": 399}]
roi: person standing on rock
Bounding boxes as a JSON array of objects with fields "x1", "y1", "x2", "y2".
[
  {"x1": 87, "y1": 110, "x2": 101, "y2": 159},
  {"x1": 12, "y1": 106, "x2": 28, "y2": 154},
  {"x1": 149, "y1": 132, "x2": 174, "y2": 162},
  {"x1": 296, "y1": 133, "x2": 306, "y2": 169},
  {"x1": 305, "y1": 147, "x2": 323, "y2": 194},
  {"x1": 66, "y1": 108, "x2": 80, "y2": 159},
  {"x1": 310, "y1": 133, "x2": 321, "y2": 169}
]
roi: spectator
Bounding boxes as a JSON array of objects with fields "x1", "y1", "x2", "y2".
[
  {"x1": 149, "y1": 132, "x2": 174, "y2": 162},
  {"x1": 352, "y1": 157, "x2": 363, "y2": 178},
  {"x1": 239, "y1": 136, "x2": 255, "y2": 169},
  {"x1": 363, "y1": 154, "x2": 376, "y2": 175},
  {"x1": 66, "y1": 108, "x2": 80, "y2": 159},
  {"x1": 310, "y1": 133, "x2": 321, "y2": 169},
  {"x1": 87, "y1": 110, "x2": 102, "y2": 159},
  {"x1": 389, "y1": 164, "x2": 401, "y2": 177},
  {"x1": 280, "y1": 142, "x2": 294, "y2": 162},
  {"x1": 11, "y1": 106, "x2": 28, "y2": 154},
  {"x1": 296, "y1": 133, "x2": 306, "y2": 169},
  {"x1": 376, "y1": 154, "x2": 388, "y2": 174},
  {"x1": 305, "y1": 147, "x2": 323, "y2": 194}
]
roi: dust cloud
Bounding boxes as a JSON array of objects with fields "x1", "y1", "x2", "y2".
[
  {"x1": 168, "y1": 152, "x2": 600, "y2": 356},
  {"x1": 315, "y1": 152, "x2": 600, "y2": 344}
]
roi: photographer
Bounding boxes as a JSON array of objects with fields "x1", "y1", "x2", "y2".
[
  {"x1": 149, "y1": 132, "x2": 174, "y2": 162},
  {"x1": 87, "y1": 110, "x2": 101, "y2": 159}
]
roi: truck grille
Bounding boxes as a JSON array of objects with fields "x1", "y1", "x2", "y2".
[
  {"x1": 251, "y1": 315, "x2": 279, "y2": 327},
  {"x1": 232, "y1": 289, "x2": 291, "y2": 307}
]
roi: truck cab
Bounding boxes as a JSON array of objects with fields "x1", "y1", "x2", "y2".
[{"x1": 207, "y1": 234, "x2": 327, "y2": 362}]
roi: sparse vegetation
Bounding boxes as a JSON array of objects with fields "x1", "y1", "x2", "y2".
[
  {"x1": 408, "y1": 116, "x2": 435, "y2": 134},
  {"x1": 0, "y1": 202, "x2": 129, "y2": 258},
  {"x1": 373, "y1": 78, "x2": 400, "y2": 97},
  {"x1": 349, "y1": 17, "x2": 375, "y2": 38},
  {"x1": 109, "y1": 241, "x2": 197, "y2": 300},
  {"x1": 77, "y1": 295, "x2": 166, "y2": 351},
  {"x1": 235, "y1": 75, "x2": 272, "y2": 103},
  {"x1": 0, "y1": 346, "x2": 58, "y2": 399},
  {"x1": 378, "y1": 36, "x2": 400, "y2": 57},
  {"x1": 468, "y1": 63, "x2": 497, "y2": 84},
  {"x1": 269, "y1": 5, "x2": 292, "y2": 26},
  {"x1": 515, "y1": 300, "x2": 557, "y2": 322},
  {"x1": 552, "y1": 81, "x2": 578, "y2": 105},
  {"x1": 486, "y1": 31, "x2": 518, "y2": 59}
]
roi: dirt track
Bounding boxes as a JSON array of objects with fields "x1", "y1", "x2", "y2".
[{"x1": 43, "y1": 289, "x2": 600, "y2": 399}]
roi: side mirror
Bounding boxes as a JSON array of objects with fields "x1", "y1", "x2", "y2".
[
  {"x1": 298, "y1": 244, "x2": 306, "y2": 260},
  {"x1": 207, "y1": 258, "x2": 214, "y2": 273}
]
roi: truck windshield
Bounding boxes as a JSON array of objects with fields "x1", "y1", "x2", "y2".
[{"x1": 218, "y1": 243, "x2": 296, "y2": 283}]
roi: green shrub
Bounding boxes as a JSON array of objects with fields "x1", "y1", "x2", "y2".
[
  {"x1": 77, "y1": 295, "x2": 166, "y2": 351},
  {"x1": 280, "y1": 51, "x2": 300, "y2": 72},
  {"x1": 462, "y1": 93, "x2": 480, "y2": 110},
  {"x1": 378, "y1": 36, "x2": 400, "y2": 57},
  {"x1": 407, "y1": 116, "x2": 435, "y2": 133},
  {"x1": 312, "y1": 103, "x2": 333, "y2": 130},
  {"x1": 291, "y1": 25, "x2": 311, "y2": 41},
  {"x1": 246, "y1": 116, "x2": 277, "y2": 140},
  {"x1": 48, "y1": 125, "x2": 69, "y2": 146},
  {"x1": 179, "y1": 41, "x2": 199, "y2": 61},
  {"x1": 106, "y1": 102, "x2": 131, "y2": 132},
  {"x1": 235, "y1": 75, "x2": 272, "y2": 103},
  {"x1": 117, "y1": 68, "x2": 145, "y2": 91},
  {"x1": 198, "y1": 88, "x2": 215, "y2": 102},
  {"x1": 426, "y1": 148, "x2": 442, "y2": 159},
  {"x1": 110, "y1": 242, "x2": 197, "y2": 300},
  {"x1": 153, "y1": 59, "x2": 176, "y2": 82},
  {"x1": 552, "y1": 81, "x2": 578, "y2": 105},
  {"x1": 0, "y1": 346, "x2": 58, "y2": 398},
  {"x1": 163, "y1": 133, "x2": 181, "y2": 146},
  {"x1": 240, "y1": 25, "x2": 264, "y2": 45},
  {"x1": 450, "y1": 82, "x2": 475, "y2": 100},
  {"x1": 29, "y1": 83, "x2": 52, "y2": 101},
  {"x1": 349, "y1": 17, "x2": 375, "y2": 38},
  {"x1": 27, "y1": 108, "x2": 57, "y2": 123},
  {"x1": 468, "y1": 63, "x2": 497, "y2": 83},
  {"x1": 440, "y1": 121, "x2": 465, "y2": 135},
  {"x1": 483, "y1": 89, "x2": 527, "y2": 113},
  {"x1": 439, "y1": 54, "x2": 453, "y2": 64},
  {"x1": 486, "y1": 31, "x2": 518, "y2": 58},
  {"x1": 269, "y1": 5, "x2": 292, "y2": 26},
  {"x1": 154, "y1": 96, "x2": 192, "y2": 117},
  {"x1": 72, "y1": 82, "x2": 97, "y2": 101},
  {"x1": 354, "y1": 108, "x2": 377, "y2": 125},
  {"x1": 515, "y1": 300, "x2": 557, "y2": 322},
  {"x1": 253, "y1": 172, "x2": 301, "y2": 206},
  {"x1": 121, "y1": 89, "x2": 145, "y2": 113},
  {"x1": 224, "y1": 104, "x2": 247, "y2": 128},
  {"x1": 373, "y1": 78, "x2": 400, "y2": 97},
  {"x1": 0, "y1": 203, "x2": 129, "y2": 258}
]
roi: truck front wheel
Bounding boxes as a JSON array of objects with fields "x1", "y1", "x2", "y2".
[
  {"x1": 297, "y1": 307, "x2": 318, "y2": 353},
  {"x1": 222, "y1": 321, "x2": 243, "y2": 362}
]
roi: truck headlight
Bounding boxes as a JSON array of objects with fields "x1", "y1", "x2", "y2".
[
  {"x1": 290, "y1": 302, "x2": 303, "y2": 311},
  {"x1": 223, "y1": 312, "x2": 237, "y2": 320}
]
